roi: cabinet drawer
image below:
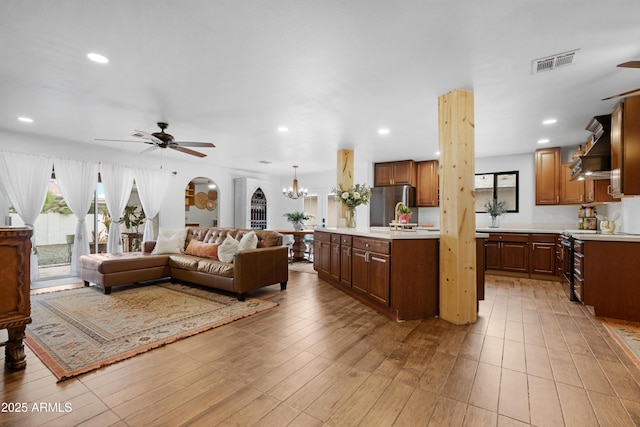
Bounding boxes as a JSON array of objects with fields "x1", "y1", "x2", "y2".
[
  {"x1": 340, "y1": 235, "x2": 353, "y2": 246},
  {"x1": 353, "y1": 237, "x2": 390, "y2": 255},
  {"x1": 531, "y1": 234, "x2": 557, "y2": 243},
  {"x1": 331, "y1": 234, "x2": 341, "y2": 244},
  {"x1": 315, "y1": 232, "x2": 330, "y2": 243},
  {"x1": 488, "y1": 233, "x2": 529, "y2": 243}
]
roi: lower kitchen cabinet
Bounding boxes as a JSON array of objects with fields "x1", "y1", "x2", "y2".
[
  {"x1": 313, "y1": 232, "x2": 331, "y2": 276},
  {"x1": 530, "y1": 234, "x2": 557, "y2": 275},
  {"x1": 339, "y1": 235, "x2": 352, "y2": 287},
  {"x1": 330, "y1": 234, "x2": 341, "y2": 281},
  {"x1": 352, "y1": 237, "x2": 391, "y2": 306},
  {"x1": 486, "y1": 233, "x2": 529, "y2": 273}
]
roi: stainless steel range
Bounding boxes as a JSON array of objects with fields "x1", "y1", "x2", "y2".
[{"x1": 559, "y1": 232, "x2": 576, "y2": 301}]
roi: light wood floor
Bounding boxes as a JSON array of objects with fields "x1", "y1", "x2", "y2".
[{"x1": 3, "y1": 264, "x2": 640, "y2": 426}]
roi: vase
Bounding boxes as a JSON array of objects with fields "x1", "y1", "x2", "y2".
[
  {"x1": 345, "y1": 208, "x2": 356, "y2": 228},
  {"x1": 293, "y1": 222, "x2": 303, "y2": 231},
  {"x1": 489, "y1": 215, "x2": 500, "y2": 228},
  {"x1": 399, "y1": 213, "x2": 412, "y2": 224}
]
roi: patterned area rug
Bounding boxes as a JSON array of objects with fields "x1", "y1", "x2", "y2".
[
  {"x1": 25, "y1": 282, "x2": 277, "y2": 381},
  {"x1": 603, "y1": 321, "x2": 640, "y2": 366}
]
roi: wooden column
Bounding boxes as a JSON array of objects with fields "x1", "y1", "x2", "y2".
[
  {"x1": 337, "y1": 149, "x2": 354, "y2": 219},
  {"x1": 438, "y1": 89, "x2": 477, "y2": 325}
]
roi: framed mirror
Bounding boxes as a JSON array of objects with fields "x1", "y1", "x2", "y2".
[{"x1": 185, "y1": 177, "x2": 219, "y2": 227}]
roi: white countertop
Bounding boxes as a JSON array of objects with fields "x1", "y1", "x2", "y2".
[
  {"x1": 316, "y1": 227, "x2": 488, "y2": 240},
  {"x1": 570, "y1": 233, "x2": 640, "y2": 242}
]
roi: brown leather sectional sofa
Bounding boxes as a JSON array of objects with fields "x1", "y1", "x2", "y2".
[{"x1": 79, "y1": 227, "x2": 288, "y2": 300}]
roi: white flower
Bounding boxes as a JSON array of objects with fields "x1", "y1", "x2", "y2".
[
  {"x1": 342, "y1": 192, "x2": 349, "y2": 200},
  {"x1": 353, "y1": 192, "x2": 360, "y2": 199}
]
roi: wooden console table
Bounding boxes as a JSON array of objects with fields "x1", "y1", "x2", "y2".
[{"x1": 0, "y1": 227, "x2": 32, "y2": 370}]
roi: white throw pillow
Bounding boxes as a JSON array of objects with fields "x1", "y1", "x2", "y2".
[
  {"x1": 152, "y1": 227, "x2": 187, "y2": 254},
  {"x1": 218, "y1": 235, "x2": 240, "y2": 263},
  {"x1": 238, "y1": 231, "x2": 258, "y2": 251}
]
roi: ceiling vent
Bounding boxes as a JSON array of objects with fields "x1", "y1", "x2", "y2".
[{"x1": 531, "y1": 49, "x2": 579, "y2": 74}]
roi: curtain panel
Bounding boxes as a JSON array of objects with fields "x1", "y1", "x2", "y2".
[
  {"x1": 0, "y1": 150, "x2": 53, "y2": 281},
  {"x1": 134, "y1": 168, "x2": 172, "y2": 242},
  {"x1": 100, "y1": 163, "x2": 134, "y2": 254},
  {"x1": 53, "y1": 158, "x2": 99, "y2": 275}
]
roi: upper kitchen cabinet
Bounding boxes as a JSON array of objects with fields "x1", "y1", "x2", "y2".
[
  {"x1": 610, "y1": 95, "x2": 640, "y2": 197},
  {"x1": 560, "y1": 163, "x2": 585, "y2": 204},
  {"x1": 417, "y1": 160, "x2": 439, "y2": 207},
  {"x1": 535, "y1": 147, "x2": 561, "y2": 205},
  {"x1": 374, "y1": 160, "x2": 417, "y2": 186}
]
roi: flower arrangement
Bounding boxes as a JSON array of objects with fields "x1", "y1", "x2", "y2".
[
  {"x1": 332, "y1": 183, "x2": 372, "y2": 209},
  {"x1": 484, "y1": 199, "x2": 508, "y2": 217}
]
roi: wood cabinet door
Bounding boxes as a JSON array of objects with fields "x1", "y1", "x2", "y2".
[
  {"x1": 560, "y1": 163, "x2": 585, "y2": 204},
  {"x1": 610, "y1": 102, "x2": 623, "y2": 197},
  {"x1": 368, "y1": 253, "x2": 390, "y2": 306},
  {"x1": 374, "y1": 163, "x2": 394, "y2": 186},
  {"x1": 392, "y1": 161, "x2": 415, "y2": 186},
  {"x1": 351, "y1": 248, "x2": 369, "y2": 294},
  {"x1": 502, "y1": 242, "x2": 529, "y2": 272},
  {"x1": 531, "y1": 241, "x2": 556, "y2": 275},
  {"x1": 485, "y1": 241, "x2": 501, "y2": 270},
  {"x1": 316, "y1": 241, "x2": 331, "y2": 275},
  {"x1": 584, "y1": 179, "x2": 595, "y2": 203},
  {"x1": 594, "y1": 180, "x2": 615, "y2": 202},
  {"x1": 340, "y1": 246, "x2": 352, "y2": 287},
  {"x1": 535, "y1": 148, "x2": 560, "y2": 205},
  {"x1": 417, "y1": 161, "x2": 439, "y2": 207},
  {"x1": 330, "y1": 243, "x2": 341, "y2": 281}
]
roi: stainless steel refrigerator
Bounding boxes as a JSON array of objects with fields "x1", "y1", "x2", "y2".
[{"x1": 369, "y1": 185, "x2": 418, "y2": 227}]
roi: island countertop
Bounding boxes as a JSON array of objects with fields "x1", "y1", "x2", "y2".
[{"x1": 316, "y1": 227, "x2": 489, "y2": 239}]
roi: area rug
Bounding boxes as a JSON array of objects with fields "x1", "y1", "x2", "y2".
[
  {"x1": 602, "y1": 321, "x2": 640, "y2": 366},
  {"x1": 25, "y1": 283, "x2": 277, "y2": 381}
]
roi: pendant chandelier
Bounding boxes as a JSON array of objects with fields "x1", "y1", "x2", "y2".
[{"x1": 282, "y1": 165, "x2": 308, "y2": 199}]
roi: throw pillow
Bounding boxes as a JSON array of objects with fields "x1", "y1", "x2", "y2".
[
  {"x1": 185, "y1": 240, "x2": 220, "y2": 259},
  {"x1": 218, "y1": 235, "x2": 239, "y2": 263},
  {"x1": 152, "y1": 227, "x2": 188, "y2": 254},
  {"x1": 238, "y1": 231, "x2": 258, "y2": 251}
]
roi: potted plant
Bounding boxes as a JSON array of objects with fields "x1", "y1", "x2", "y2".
[
  {"x1": 119, "y1": 205, "x2": 146, "y2": 250},
  {"x1": 396, "y1": 203, "x2": 413, "y2": 224},
  {"x1": 331, "y1": 183, "x2": 372, "y2": 228},
  {"x1": 484, "y1": 199, "x2": 507, "y2": 228},
  {"x1": 283, "y1": 211, "x2": 313, "y2": 230}
]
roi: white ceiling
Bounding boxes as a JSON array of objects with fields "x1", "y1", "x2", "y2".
[{"x1": 2, "y1": 1, "x2": 640, "y2": 176}]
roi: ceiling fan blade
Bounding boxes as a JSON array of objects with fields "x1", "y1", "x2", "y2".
[
  {"x1": 94, "y1": 138, "x2": 147, "y2": 143},
  {"x1": 170, "y1": 145, "x2": 207, "y2": 158},
  {"x1": 617, "y1": 60, "x2": 640, "y2": 68},
  {"x1": 141, "y1": 145, "x2": 160, "y2": 154},
  {"x1": 173, "y1": 141, "x2": 216, "y2": 148},
  {"x1": 601, "y1": 87, "x2": 640, "y2": 101},
  {"x1": 132, "y1": 130, "x2": 163, "y2": 144}
]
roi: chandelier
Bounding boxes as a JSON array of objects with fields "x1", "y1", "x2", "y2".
[{"x1": 282, "y1": 165, "x2": 308, "y2": 199}]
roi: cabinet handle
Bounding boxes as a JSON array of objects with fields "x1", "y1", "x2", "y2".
[
  {"x1": 580, "y1": 195, "x2": 583, "y2": 202},
  {"x1": 556, "y1": 196, "x2": 559, "y2": 203},
  {"x1": 607, "y1": 184, "x2": 612, "y2": 195}
]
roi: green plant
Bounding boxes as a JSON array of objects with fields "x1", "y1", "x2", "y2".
[
  {"x1": 396, "y1": 204, "x2": 412, "y2": 214},
  {"x1": 484, "y1": 199, "x2": 508, "y2": 217},
  {"x1": 283, "y1": 211, "x2": 313, "y2": 223},
  {"x1": 40, "y1": 191, "x2": 73, "y2": 215},
  {"x1": 119, "y1": 205, "x2": 146, "y2": 233}
]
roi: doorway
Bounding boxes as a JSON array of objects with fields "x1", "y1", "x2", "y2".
[{"x1": 185, "y1": 177, "x2": 219, "y2": 227}]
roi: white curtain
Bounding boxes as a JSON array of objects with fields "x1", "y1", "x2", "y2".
[
  {"x1": 54, "y1": 158, "x2": 99, "y2": 275},
  {"x1": 134, "y1": 168, "x2": 172, "y2": 242},
  {"x1": 0, "y1": 150, "x2": 53, "y2": 281},
  {"x1": 100, "y1": 163, "x2": 134, "y2": 253}
]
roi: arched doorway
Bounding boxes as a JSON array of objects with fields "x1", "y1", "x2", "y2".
[{"x1": 185, "y1": 177, "x2": 218, "y2": 227}]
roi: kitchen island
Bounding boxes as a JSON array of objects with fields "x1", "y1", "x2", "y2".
[{"x1": 313, "y1": 228, "x2": 486, "y2": 320}]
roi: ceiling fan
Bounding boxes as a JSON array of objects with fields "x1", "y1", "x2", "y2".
[
  {"x1": 96, "y1": 122, "x2": 215, "y2": 158},
  {"x1": 602, "y1": 60, "x2": 640, "y2": 101}
]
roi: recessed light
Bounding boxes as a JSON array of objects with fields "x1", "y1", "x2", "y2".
[
  {"x1": 87, "y1": 52, "x2": 109, "y2": 64},
  {"x1": 17, "y1": 116, "x2": 33, "y2": 123},
  {"x1": 542, "y1": 118, "x2": 557, "y2": 125},
  {"x1": 378, "y1": 128, "x2": 390, "y2": 135},
  {"x1": 278, "y1": 127, "x2": 288, "y2": 133},
  {"x1": 537, "y1": 138, "x2": 550, "y2": 144},
  {"x1": 435, "y1": 151, "x2": 441, "y2": 156}
]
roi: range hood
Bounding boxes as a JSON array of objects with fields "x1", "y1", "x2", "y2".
[{"x1": 570, "y1": 114, "x2": 612, "y2": 181}]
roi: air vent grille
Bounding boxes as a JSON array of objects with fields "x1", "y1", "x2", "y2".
[{"x1": 532, "y1": 49, "x2": 579, "y2": 74}]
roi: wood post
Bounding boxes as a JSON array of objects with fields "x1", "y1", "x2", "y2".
[
  {"x1": 337, "y1": 149, "x2": 354, "y2": 219},
  {"x1": 438, "y1": 89, "x2": 477, "y2": 325}
]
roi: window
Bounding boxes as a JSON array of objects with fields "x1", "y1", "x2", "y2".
[
  {"x1": 303, "y1": 195, "x2": 318, "y2": 228},
  {"x1": 475, "y1": 171, "x2": 519, "y2": 213}
]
